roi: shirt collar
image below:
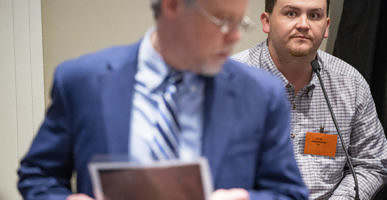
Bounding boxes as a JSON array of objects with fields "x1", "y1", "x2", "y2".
[
  {"x1": 137, "y1": 27, "x2": 171, "y2": 92},
  {"x1": 256, "y1": 40, "x2": 291, "y2": 87},
  {"x1": 307, "y1": 53, "x2": 326, "y2": 97},
  {"x1": 254, "y1": 40, "x2": 321, "y2": 97}
]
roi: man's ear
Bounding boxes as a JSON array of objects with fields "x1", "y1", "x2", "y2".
[
  {"x1": 260, "y1": 12, "x2": 271, "y2": 34},
  {"x1": 324, "y1": 17, "x2": 330, "y2": 38},
  {"x1": 161, "y1": 0, "x2": 180, "y2": 18}
]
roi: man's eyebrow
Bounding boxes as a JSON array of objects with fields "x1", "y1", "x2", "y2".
[
  {"x1": 280, "y1": 5, "x2": 300, "y2": 11},
  {"x1": 309, "y1": 8, "x2": 324, "y2": 13},
  {"x1": 280, "y1": 5, "x2": 325, "y2": 13}
]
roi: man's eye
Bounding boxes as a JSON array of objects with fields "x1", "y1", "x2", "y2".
[
  {"x1": 309, "y1": 13, "x2": 321, "y2": 20},
  {"x1": 286, "y1": 11, "x2": 297, "y2": 18}
]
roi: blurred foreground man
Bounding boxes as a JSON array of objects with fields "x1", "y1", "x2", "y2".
[
  {"x1": 234, "y1": 0, "x2": 387, "y2": 199},
  {"x1": 18, "y1": 0, "x2": 308, "y2": 199}
]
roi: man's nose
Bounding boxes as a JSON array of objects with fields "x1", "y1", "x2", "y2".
[
  {"x1": 224, "y1": 27, "x2": 241, "y2": 45},
  {"x1": 296, "y1": 15, "x2": 310, "y2": 32}
]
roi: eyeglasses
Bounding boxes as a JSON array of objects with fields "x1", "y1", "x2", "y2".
[{"x1": 193, "y1": 3, "x2": 255, "y2": 34}]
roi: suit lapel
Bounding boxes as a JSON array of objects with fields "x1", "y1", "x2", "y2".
[
  {"x1": 202, "y1": 62, "x2": 239, "y2": 181},
  {"x1": 99, "y1": 46, "x2": 239, "y2": 172},
  {"x1": 100, "y1": 43, "x2": 140, "y2": 155}
]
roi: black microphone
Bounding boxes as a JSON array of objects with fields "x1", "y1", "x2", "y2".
[{"x1": 311, "y1": 58, "x2": 360, "y2": 200}]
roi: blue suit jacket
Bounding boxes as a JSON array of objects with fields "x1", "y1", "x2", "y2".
[{"x1": 18, "y1": 41, "x2": 308, "y2": 200}]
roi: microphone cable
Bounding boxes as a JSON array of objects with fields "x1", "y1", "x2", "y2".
[{"x1": 311, "y1": 58, "x2": 360, "y2": 200}]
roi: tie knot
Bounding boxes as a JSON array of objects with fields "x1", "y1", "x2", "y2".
[
  {"x1": 162, "y1": 71, "x2": 183, "y2": 96},
  {"x1": 167, "y1": 71, "x2": 183, "y2": 86}
]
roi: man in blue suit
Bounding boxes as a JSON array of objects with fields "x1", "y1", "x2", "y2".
[{"x1": 18, "y1": 0, "x2": 308, "y2": 199}]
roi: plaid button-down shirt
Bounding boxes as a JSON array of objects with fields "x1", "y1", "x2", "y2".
[{"x1": 233, "y1": 41, "x2": 387, "y2": 200}]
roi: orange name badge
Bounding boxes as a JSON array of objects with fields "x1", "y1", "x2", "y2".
[{"x1": 304, "y1": 132, "x2": 338, "y2": 157}]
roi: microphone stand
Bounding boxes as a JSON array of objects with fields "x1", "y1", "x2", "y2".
[{"x1": 311, "y1": 58, "x2": 360, "y2": 200}]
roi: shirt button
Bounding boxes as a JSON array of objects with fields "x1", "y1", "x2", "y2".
[
  {"x1": 290, "y1": 133, "x2": 296, "y2": 139},
  {"x1": 191, "y1": 86, "x2": 197, "y2": 92}
]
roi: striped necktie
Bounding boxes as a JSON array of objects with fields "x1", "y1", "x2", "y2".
[
  {"x1": 153, "y1": 72, "x2": 182, "y2": 160},
  {"x1": 134, "y1": 71, "x2": 183, "y2": 160}
]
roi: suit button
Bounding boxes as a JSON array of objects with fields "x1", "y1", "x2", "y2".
[{"x1": 290, "y1": 133, "x2": 296, "y2": 139}]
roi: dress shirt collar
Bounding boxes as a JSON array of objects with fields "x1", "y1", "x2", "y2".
[
  {"x1": 257, "y1": 40, "x2": 320, "y2": 97},
  {"x1": 137, "y1": 27, "x2": 171, "y2": 92}
]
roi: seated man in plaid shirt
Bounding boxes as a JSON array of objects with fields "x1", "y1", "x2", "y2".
[{"x1": 234, "y1": 0, "x2": 387, "y2": 199}]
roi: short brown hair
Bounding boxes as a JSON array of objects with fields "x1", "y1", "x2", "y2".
[
  {"x1": 265, "y1": 0, "x2": 330, "y2": 15},
  {"x1": 151, "y1": 0, "x2": 195, "y2": 19}
]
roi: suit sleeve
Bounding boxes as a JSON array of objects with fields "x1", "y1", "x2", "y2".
[
  {"x1": 17, "y1": 66, "x2": 74, "y2": 200},
  {"x1": 249, "y1": 84, "x2": 309, "y2": 200}
]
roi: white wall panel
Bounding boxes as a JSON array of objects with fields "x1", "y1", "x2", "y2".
[
  {"x1": 0, "y1": 0, "x2": 19, "y2": 198},
  {"x1": 0, "y1": 0, "x2": 44, "y2": 199}
]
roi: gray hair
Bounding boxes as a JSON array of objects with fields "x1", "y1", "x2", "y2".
[{"x1": 151, "y1": 0, "x2": 195, "y2": 19}]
